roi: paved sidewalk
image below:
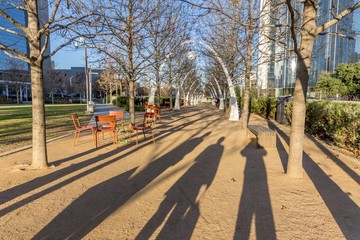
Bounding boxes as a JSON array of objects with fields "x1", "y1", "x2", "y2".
[{"x1": 0, "y1": 105, "x2": 359, "y2": 239}]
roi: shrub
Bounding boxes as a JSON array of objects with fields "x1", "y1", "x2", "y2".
[
  {"x1": 305, "y1": 101, "x2": 360, "y2": 155},
  {"x1": 250, "y1": 96, "x2": 277, "y2": 119},
  {"x1": 113, "y1": 95, "x2": 147, "y2": 111},
  {"x1": 285, "y1": 100, "x2": 359, "y2": 155}
]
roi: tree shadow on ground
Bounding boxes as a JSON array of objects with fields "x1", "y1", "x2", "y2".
[
  {"x1": 0, "y1": 107, "x2": 219, "y2": 212},
  {"x1": 135, "y1": 137, "x2": 224, "y2": 240},
  {"x1": 305, "y1": 134, "x2": 359, "y2": 185},
  {"x1": 32, "y1": 132, "x2": 212, "y2": 239},
  {"x1": 234, "y1": 142, "x2": 276, "y2": 240},
  {"x1": 268, "y1": 122, "x2": 360, "y2": 240}
]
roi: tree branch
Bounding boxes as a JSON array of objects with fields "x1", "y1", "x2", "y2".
[{"x1": 315, "y1": 2, "x2": 360, "y2": 36}]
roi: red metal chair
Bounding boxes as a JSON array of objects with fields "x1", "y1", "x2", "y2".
[
  {"x1": 95, "y1": 115, "x2": 117, "y2": 147},
  {"x1": 132, "y1": 112, "x2": 156, "y2": 145},
  {"x1": 71, "y1": 114, "x2": 96, "y2": 146},
  {"x1": 109, "y1": 110, "x2": 124, "y2": 125},
  {"x1": 150, "y1": 105, "x2": 161, "y2": 123}
]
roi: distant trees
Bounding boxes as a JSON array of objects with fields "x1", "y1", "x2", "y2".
[
  {"x1": 316, "y1": 63, "x2": 360, "y2": 100},
  {"x1": 44, "y1": 68, "x2": 67, "y2": 104},
  {"x1": 3, "y1": 58, "x2": 29, "y2": 104},
  {"x1": 316, "y1": 72, "x2": 347, "y2": 98}
]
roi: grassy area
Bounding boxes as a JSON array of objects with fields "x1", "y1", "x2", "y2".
[{"x1": 0, "y1": 104, "x2": 92, "y2": 153}]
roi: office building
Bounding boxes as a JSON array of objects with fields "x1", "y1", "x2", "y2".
[
  {"x1": 257, "y1": 0, "x2": 357, "y2": 96},
  {"x1": 0, "y1": 0, "x2": 50, "y2": 100}
]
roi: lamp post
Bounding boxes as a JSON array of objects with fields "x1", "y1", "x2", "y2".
[
  {"x1": 89, "y1": 66, "x2": 99, "y2": 103},
  {"x1": 74, "y1": 37, "x2": 91, "y2": 113}
]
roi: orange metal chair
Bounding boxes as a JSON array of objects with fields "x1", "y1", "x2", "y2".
[
  {"x1": 71, "y1": 114, "x2": 96, "y2": 146},
  {"x1": 95, "y1": 115, "x2": 117, "y2": 147},
  {"x1": 132, "y1": 112, "x2": 156, "y2": 145},
  {"x1": 109, "y1": 110, "x2": 124, "y2": 125},
  {"x1": 150, "y1": 105, "x2": 161, "y2": 123}
]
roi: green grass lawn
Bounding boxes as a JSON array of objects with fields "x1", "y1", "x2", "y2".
[{"x1": 0, "y1": 104, "x2": 92, "y2": 153}]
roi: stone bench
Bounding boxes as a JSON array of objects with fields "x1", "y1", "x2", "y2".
[{"x1": 248, "y1": 125, "x2": 276, "y2": 149}]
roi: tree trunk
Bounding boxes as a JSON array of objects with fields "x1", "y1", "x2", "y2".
[
  {"x1": 16, "y1": 90, "x2": 20, "y2": 104},
  {"x1": 129, "y1": 78, "x2": 135, "y2": 124},
  {"x1": 27, "y1": 0, "x2": 48, "y2": 169},
  {"x1": 30, "y1": 62, "x2": 48, "y2": 169},
  {"x1": 170, "y1": 88, "x2": 173, "y2": 110},
  {"x1": 287, "y1": 2, "x2": 316, "y2": 178},
  {"x1": 157, "y1": 82, "x2": 161, "y2": 107},
  {"x1": 241, "y1": 41, "x2": 253, "y2": 129},
  {"x1": 109, "y1": 83, "x2": 113, "y2": 105}
]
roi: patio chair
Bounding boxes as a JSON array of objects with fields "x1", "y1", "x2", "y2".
[
  {"x1": 132, "y1": 112, "x2": 156, "y2": 145},
  {"x1": 95, "y1": 115, "x2": 117, "y2": 147},
  {"x1": 109, "y1": 110, "x2": 124, "y2": 125},
  {"x1": 71, "y1": 114, "x2": 96, "y2": 146},
  {"x1": 150, "y1": 105, "x2": 161, "y2": 123}
]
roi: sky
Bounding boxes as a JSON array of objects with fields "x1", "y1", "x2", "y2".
[
  {"x1": 51, "y1": 8, "x2": 360, "y2": 70},
  {"x1": 51, "y1": 39, "x2": 90, "y2": 70}
]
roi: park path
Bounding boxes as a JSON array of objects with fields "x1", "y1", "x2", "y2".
[{"x1": 0, "y1": 104, "x2": 359, "y2": 240}]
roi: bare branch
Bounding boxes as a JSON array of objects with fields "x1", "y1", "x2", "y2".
[{"x1": 315, "y1": 2, "x2": 360, "y2": 36}]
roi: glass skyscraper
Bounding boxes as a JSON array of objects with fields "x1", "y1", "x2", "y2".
[
  {"x1": 257, "y1": 0, "x2": 357, "y2": 95},
  {"x1": 0, "y1": 0, "x2": 29, "y2": 71},
  {"x1": 0, "y1": 0, "x2": 50, "y2": 71},
  {"x1": 309, "y1": 0, "x2": 356, "y2": 88},
  {"x1": 0, "y1": 0, "x2": 50, "y2": 100}
]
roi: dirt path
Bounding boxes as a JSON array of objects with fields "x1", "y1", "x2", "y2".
[{"x1": 0, "y1": 105, "x2": 359, "y2": 239}]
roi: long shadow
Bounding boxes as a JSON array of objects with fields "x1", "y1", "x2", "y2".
[
  {"x1": 0, "y1": 111, "x2": 221, "y2": 217},
  {"x1": 32, "y1": 132, "x2": 212, "y2": 239},
  {"x1": 306, "y1": 134, "x2": 360, "y2": 185},
  {"x1": 269, "y1": 122, "x2": 360, "y2": 239},
  {"x1": 234, "y1": 142, "x2": 276, "y2": 240},
  {"x1": 266, "y1": 121, "x2": 288, "y2": 173},
  {"x1": 0, "y1": 107, "x2": 219, "y2": 208},
  {"x1": 135, "y1": 137, "x2": 224, "y2": 240}
]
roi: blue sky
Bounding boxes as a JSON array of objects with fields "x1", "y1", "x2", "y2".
[{"x1": 51, "y1": 10, "x2": 360, "y2": 70}]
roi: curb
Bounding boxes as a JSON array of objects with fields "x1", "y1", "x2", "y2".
[{"x1": 0, "y1": 133, "x2": 72, "y2": 158}]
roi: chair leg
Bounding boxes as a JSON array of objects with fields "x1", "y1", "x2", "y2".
[
  {"x1": 142, "y1": 129, "x2": 146, "y2": 140},
  {"x1": 76, "y1": 131, "x2": 80, "y2": 144},
  {"x1": 92, "y1": 129, "x2": 96, "y2": 145},
  {"x1": 136, "y1": 130, "x2": 139, "y2": 145},
  {"x1": 113, "y1": 131, "x2": 118, "y2": 145},
  {"x1": 96, "y1": 132, "x2": 99, "y2": 147},
  {"x1": 150, "y1": 128, "x2": 155, "y2": 143},
  {"x1": 73, "y1": 131, "x2": 77, "y2": 146}
]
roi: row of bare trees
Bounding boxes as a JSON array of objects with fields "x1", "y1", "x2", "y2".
[
  {"x1": 1, "y1": 0, "x2": 359, "y2": 178},
  {"x1": 183, "y1": 0, "x2": 360, "y2": 178}
]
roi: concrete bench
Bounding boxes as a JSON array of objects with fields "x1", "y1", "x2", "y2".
[{"x1": 248, "y1": 125, "x2": 276, "y2": 149}]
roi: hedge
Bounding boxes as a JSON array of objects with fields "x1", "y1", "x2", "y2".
[
  {"x1": 285, "y1": 100, "x2": 359, "y2": 155},
  {"x1": 250, "y1": 96, "x2": 277, "y2": 119},
  {"x1": 113, "y1": 95, "x2": 176, "y2": 111},
  {"x1": 246, "y1": 95, "x2": 359, "y2": 155}
]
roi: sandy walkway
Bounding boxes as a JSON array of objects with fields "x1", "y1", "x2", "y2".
[{"x1": 0, "y1": 105, "x2": 359, "y2": 240}]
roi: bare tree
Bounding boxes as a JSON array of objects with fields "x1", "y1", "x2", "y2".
[
  {"x1": 285, "y1": 0, "x2": 360, "y2": 178},
  {"x1": 69, "y1": 72, "x2": 86, "y2": 103},
  {"x1": 44, "y1": 67, "x2": 66, "y2": 104},
  {"x1": 145, "y1": 0, "x2": 189, "y2": 106},
  {"x1": 0, "y1": 0, "x2": 98, "y2": 168},
  {"x1": 3, "y1": 58, "x2": 29, "y2": 104}
]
